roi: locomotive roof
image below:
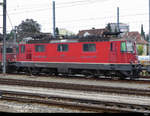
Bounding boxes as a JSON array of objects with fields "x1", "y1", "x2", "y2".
[
  {"x1": 25, "y1": 36, "x2": 125, "y2": 44},
  {"x1": 20, "y1": 32, "x2": 128, "y2": 44}
]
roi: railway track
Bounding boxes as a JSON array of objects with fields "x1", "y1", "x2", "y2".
[
  {"x1": 6, "y1": 73, "x2": 150, "y2": 84},
  {"x1": 0, "y1": 90, "x2": 150, "y2": 113},
  {"x1": 0, "y1": 74, "x2": 150, "y2": 113},
  {"x1": 0, "y1": 77, "x2": 149, "y2": 97}
]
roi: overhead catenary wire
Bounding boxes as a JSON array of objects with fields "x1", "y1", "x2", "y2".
[
  {"x1": 55, "y1": 0, "x2": 107, "y2": 7},
  {"x1": 0, "y1": 0, "x2": 147, "y2": 18},
  {"x1": 3, "y1": 0, "x2": 103, "y2": 14},
  {"x1": 56, "y1": 13, "x2": 149, "y2": 24},
  {"x1": 6, "y1": 11, "x2": 14, "y2": 30},
  {"x1": 6, "y1": 2, "x2": 147, "y2": 14},
  {"x1": 0, "y1": 7, "x2": 148, "y2": 21},
  {"x1": 6, "y1": 0, "x2": 96, "y2": 12},
  {"x1": 2, "y1": 0, "x2": 147, "y2": 14},
  {"x1": 0, "y1": 0, "x2": 149, "y2": 34}
]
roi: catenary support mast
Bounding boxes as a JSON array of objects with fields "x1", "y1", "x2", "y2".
[
  {"x1": 149, "y1": 0, "x2": 150, "y2": 55},
  {"x1": 117, "y1": 7, "x2": 120, "y2": 32},
  {"x1": 3, "y1": 0, "x2": 6, "y2": 75},
  {"x1": 53, "y1": 0, "x2": 56, "y2": 37}
]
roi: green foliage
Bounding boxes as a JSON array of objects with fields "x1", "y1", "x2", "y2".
[
  {"x1": 55, "y1": 27, "x2": 59, "y2": 36},
  {"x1": 145, "y1": 34, "x2": 149, "y2": 42},
  {"x1": 7, "y1": 30, "x2": 15, "y2": 40},
  {"x1": 137, "y1": 45, "x2": 144, "y2": 55},
  {"x1": 17, "y1": 19, "x2": 41, "y2": 34},
  {"x1": 0, "y1": 33, "x2": 3, "y2": 41},
  {"x1": 141, "y1": 24, "x2": 145, "y2": 39},
  {"x1": 15, "y1": 19, "x2": 41, "y2": 42}
]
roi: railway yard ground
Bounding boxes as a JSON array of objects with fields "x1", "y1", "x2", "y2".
[{"x1": 0, "y1": 74, "x2": 150, "y2": 113}]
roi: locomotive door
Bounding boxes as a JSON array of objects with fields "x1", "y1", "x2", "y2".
[
  {"x1": 109, "y1": 42, "x2": 117, "y2": 63},
  {"x1": 26, "y1": 44, "x2": 32, "y2": 61},
  {"x1": 19, "y1": 45, "x2": 26, "y2": 61}
]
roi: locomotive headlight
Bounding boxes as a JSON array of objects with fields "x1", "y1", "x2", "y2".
[
  {"x1": 135, "y1": 60, "x2": 138, "y2": 64},
  {"x1": 135, "y1": 60, "x2": 140, "y2": 64}
]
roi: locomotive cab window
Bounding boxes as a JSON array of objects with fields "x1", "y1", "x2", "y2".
[
  {"x1": 21, "y1": 45, "x2": 25, "y2": 53},
  {"x1": 6, "y1": 48, "x2": 13, "y2": 53},
  {"x1": 35, "y1": 45, "x2": 45, "y2": 52},
  {"x1": 83, "y1": 44, "x2": 96, "y2": 52},
  {"x1": 121, "y1": 42, "x2": 127, "y2": 52},
  {"x1": 1, "y1": 48, "x2": 13, "y2": 53},
  {"x1": 57, "y1": 44, "x2": 68, "y2": 52}
]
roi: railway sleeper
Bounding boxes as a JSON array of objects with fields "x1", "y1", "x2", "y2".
[{"x1": 1, "y1": 90, "x2": 150, "y2": 113}]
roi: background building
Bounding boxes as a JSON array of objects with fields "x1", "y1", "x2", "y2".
[{"x1": 123, "y1": 31, "x2": 148, "y2": 56}]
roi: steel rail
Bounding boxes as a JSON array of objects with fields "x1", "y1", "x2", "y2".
[
  {"x1": 0, "y1": 78, "x2": 149, "y2": 97},
  {"x1": 0, "y1": 90, "x2": 150, "y2": 113},
  {"x1": 4, "y1": 73, "x2": 150, "y2": 84}
]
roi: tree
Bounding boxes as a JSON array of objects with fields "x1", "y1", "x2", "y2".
[
  {"x1": 55, "y1": 27, "x2": 59, "y2": 36},
  {"x1": 16, "y1": 19, "x2": 41, "y2": 40},
  {"x1": 6, "y1": 30, "x2": 14, "y2": 40},
  {"x1": 137, "y1": 45, "x2": 144, "y2": 55},
  {"x1": 17, "y1": 19, "x2": 41, "y2": 33},
  {"x1": 145, "y1": 34, "x2": 149, "y2": 42},
  {"x1": 0, "y1": 33, "x2": 3, "y2": 41},
  {"x1": 141, "y1": 24, "x2": 145, "y2": 40}
]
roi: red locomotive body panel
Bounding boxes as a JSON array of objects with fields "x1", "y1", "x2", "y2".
[
  {"x1": 0, "y1": 45, "x2": 16, "y2": 63},
  {"x1": 6, "y1": 37, "x2": 142, "y2": 79},
  {"x1": 16, "y1": 39, "x2": 138, "y2": 64}
]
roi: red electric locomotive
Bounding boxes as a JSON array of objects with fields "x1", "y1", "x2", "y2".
[
  {"x1": 14, "y1": 34, "x2": 143, "y2": 79},
  {"x1": 0, "y1": 42, "x2": 16, "y2": 72}
]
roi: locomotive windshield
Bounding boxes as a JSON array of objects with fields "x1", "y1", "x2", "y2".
[
  {"x1": 121, "y1": 41, "x2": 134, "y2": 53},
  {"x1": 127, "y1": 41, "x2": 134, "y2": 53}
]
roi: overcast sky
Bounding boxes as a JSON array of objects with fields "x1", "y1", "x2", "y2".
[{"x1": 0, "y1": 0, "x2": 149, "y2": 34}]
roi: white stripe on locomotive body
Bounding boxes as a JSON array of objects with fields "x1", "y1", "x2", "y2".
[{"x1": 15, "y1": 61, "x2": 133, "y2": 65}]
